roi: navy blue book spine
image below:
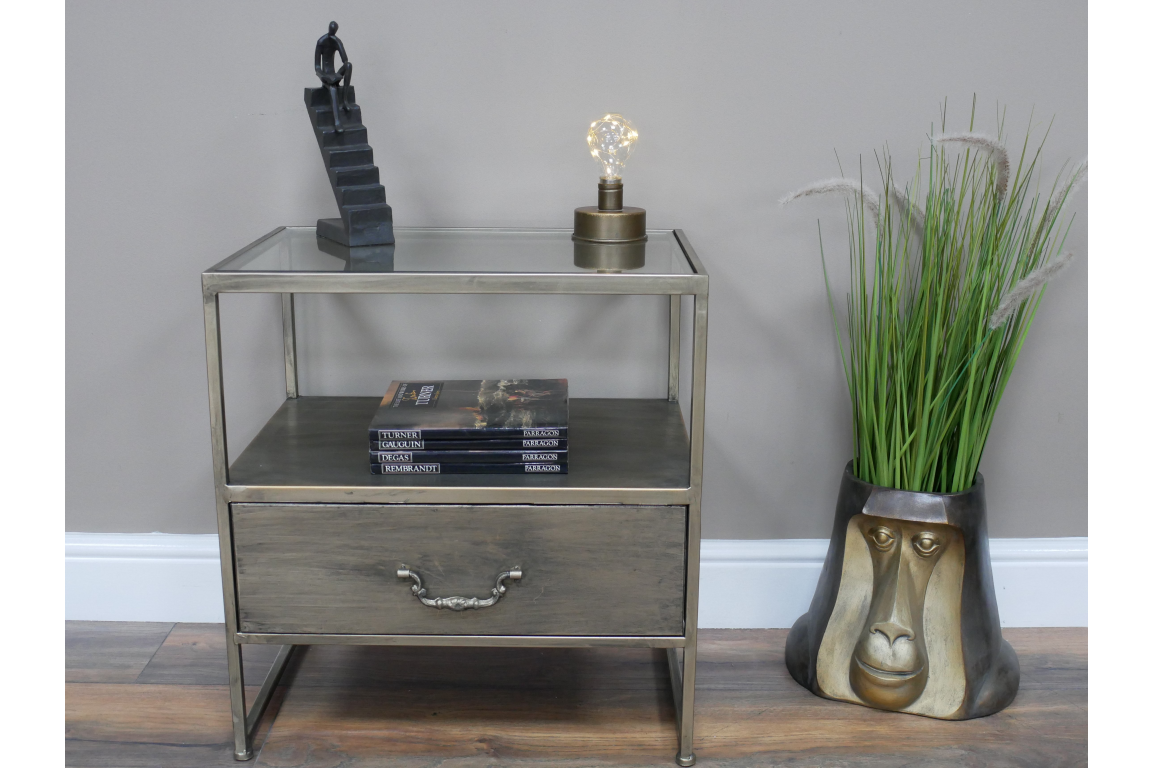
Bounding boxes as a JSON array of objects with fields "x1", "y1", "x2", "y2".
[
  {"x1": 369, "y1": 463, "x2": 568, "y2": 475},
  {"x1": 369, "y1": 427, "x2": 567, "y2": 442},
  {"x1": 369, "y1": 438, "x2": 568, "y2": 451},
  {"x1": 370, "y1": 450, "x2": 567, "y2": 464}
]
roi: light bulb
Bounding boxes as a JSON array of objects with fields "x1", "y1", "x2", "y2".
[
  {"x1": 573, "y1": 113, "x2": 646, "y2": 247},
  {"x1": 587, "y1": 114, "x2": 638, "y2": 181}
]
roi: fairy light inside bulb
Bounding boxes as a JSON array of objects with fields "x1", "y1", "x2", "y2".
[
  {"x1": 587, "y1": 114, "x2": 638, "y2": 181},
  {"x1": 572, "y1": 112, "x2": 646, "y2": 247}
]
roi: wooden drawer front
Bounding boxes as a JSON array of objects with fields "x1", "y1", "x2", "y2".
[{"x1": 232, "y1": 504, "x2": 687, "y2": 636}]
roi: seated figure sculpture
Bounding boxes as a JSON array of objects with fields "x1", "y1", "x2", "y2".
[
  {"x1": 315, "y1": 21, "x2": 354, "y2": 132},
  {"x1": 304, "y1": 21, "x2": 394, "y2": 247}
]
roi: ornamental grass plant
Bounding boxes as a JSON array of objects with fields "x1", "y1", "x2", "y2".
[{"x1": 784, "y1": 107, "x2": 1086, "y2": 494}]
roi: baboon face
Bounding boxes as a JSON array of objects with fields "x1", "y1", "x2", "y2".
[
  {"x1": 800, "y1": 471, "x2": 1016, "y2": 720},
  {"x1": 815, "y1": 513, "x2": 966, "y2": 716},
  {"x1": 848, "y1": 519, "x2": 952, "y2": 709}
]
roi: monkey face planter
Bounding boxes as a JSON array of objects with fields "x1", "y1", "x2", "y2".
[{"x1": 785, "y1": 464, "x2": 1019, "y2": 719}]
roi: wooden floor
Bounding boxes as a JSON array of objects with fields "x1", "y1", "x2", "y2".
[{"x1": 66, "y1": 623, "x2": 1086, "y2": 767}]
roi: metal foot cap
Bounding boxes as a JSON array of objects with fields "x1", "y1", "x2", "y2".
[
  {"x1": 676, "y1": 753, "x2": 696, "y2": 766},
  {"x1": 234, "y1": 749, "x2": 254, "y2": 761}
]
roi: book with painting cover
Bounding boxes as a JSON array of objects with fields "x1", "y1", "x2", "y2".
[
  {"x1": 370, "y1": 450, "x2": 567, "y2": 464},
  {"x1": 368, "y1": 379, "x2": 568, "y2": 440},
  {"x1": 370, "y1": 462, "x2": 568, "y2": 475}
]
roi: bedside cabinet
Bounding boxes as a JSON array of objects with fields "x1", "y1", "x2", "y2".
[{"x1": 202, "y1": 227, "x2": 709, "y2": 765}]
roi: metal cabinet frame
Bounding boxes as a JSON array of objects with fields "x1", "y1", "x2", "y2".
[{"x1": 202, "y1": 227, "x2": 709, "y2": 765}]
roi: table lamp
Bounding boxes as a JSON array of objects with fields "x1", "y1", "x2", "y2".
[{"x1": 573, "y1": 114, "x2": 647, "y2": 244}]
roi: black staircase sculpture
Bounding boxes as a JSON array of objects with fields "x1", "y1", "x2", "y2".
[{"x1": 305, "y1": 84, "x2": 395, "y2": 246}]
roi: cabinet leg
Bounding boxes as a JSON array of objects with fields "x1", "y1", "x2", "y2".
[
  {"x1": 677, "y1": 641, "x2": 697, "y2": 766},
  {"x1": 666, "y1": 646, "x2": 697, "y2": 766},
  {"x1": 227, "y1": 641, "x2": 251, "y2": 760},
  {"x1": 229, "y1": 642, "x2": 295, "y2": 761}
]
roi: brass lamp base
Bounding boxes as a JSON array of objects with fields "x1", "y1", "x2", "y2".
[
  {"x1": 573, "y1": 239, "x2": 646, "y2": 272},
  {"x1": 573, "y1": 181, "x2": 647, "y2": 244}
]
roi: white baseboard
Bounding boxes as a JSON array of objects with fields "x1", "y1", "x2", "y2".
[
  {"x1": 699, "y1": 537, "x2": 1087, "y2": 628},
  {"x1": 65, "y1": 533, "x2": 1087, "y2": 627},
  {"x1": 66, "y1": 533, "x2": 226, "y2": 622}
]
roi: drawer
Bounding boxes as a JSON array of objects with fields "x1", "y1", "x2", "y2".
[{"x1": 232, "y1": 503, "x2": 687, "y2": 636}]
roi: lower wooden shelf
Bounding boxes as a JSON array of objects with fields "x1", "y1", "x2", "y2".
[{"x1": 226, "y1": 397, "x2": 692, "y2": 504}]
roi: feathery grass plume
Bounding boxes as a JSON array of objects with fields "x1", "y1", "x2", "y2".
[
  {"x1": 797, "y1": 106, "x2": 1085, "y2": 494},
  {"x1": 933, "y1": 133, "x2": 1011, "y2": 199},
  {"x1": 989, "y1": 251, "x2": 1076, "y2": 328},
  {"x1": 1029, "y1": 160, "x2": 1088, "y2": 257},
  {"x1": 1057, "y1": 159, "x2": 1088, "y2": 202},
  {"x1": 1040, "y1": 160, "x2": 1088, "y2": 231},
  {"x1": 891, "y1": 186, "x2": 924, "y2": 238},
  {"x1": 780, "y1": 178, "x2": 880, "y2": 224}
]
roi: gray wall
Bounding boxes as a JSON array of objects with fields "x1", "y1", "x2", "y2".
[{"x1": 66, "y1": 1, "x2": 1087, "y2": 538}]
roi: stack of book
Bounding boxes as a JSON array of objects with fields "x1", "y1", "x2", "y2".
[{"x1": 368, "y1": 379, "x2": 569, "y2": 474}]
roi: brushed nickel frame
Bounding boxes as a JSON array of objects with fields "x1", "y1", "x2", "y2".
[{"x1": 202, "y1": 227, "x2": 708, "y2": 765}]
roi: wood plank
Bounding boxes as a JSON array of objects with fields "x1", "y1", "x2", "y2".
[
  {"x1": 228, "y1": 397, "x2": 691, "y2": 491},
  {"x1": 66, "y1": 683, "x2": 258, "y2": 743},
  {"x1": 233, "y1": 504, "x2": 687, "y2": 636},
  {"x1": 66, "y1": 739, "x2": 240, "y2": 768},
  {"x1": 257, "y1": 646, "x2": 679, "y2": 763},
  {"x1": 1002, "y1": 627, "x2": 1088, "y2": 691},
  {"x1": 67, "y1": 623, "x2": 294, "y2": 766},
  {"x1": 253, "y1": 628, "x2": 1086, "y2": 767},
  {"x1": 135, "y1": 622, "x2": 284, "y2": 686},
  {"x1": 686, "y1": 628, "x2": 1087, "y2": 764},
  {"x1": 64, "y1": 624, "x2": 1085, "y2": 768},
  {"x1": 66, "y1": 680, "x2": 286, "y2": 768},
  {"x1": 257, "y1": 689, "x2": 678, "y2": 762},
  {"x1": 65, "y1": 621, "x2": 173, "y2": 683}
]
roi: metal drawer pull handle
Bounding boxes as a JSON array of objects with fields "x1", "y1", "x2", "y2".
[{"x1": 396, "y1": 565, "x2": 522, "y2": 611}]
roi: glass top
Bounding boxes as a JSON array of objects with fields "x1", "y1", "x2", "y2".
[{"x1": 210, "y1": 227, "x2": 696, "y2": 275}]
